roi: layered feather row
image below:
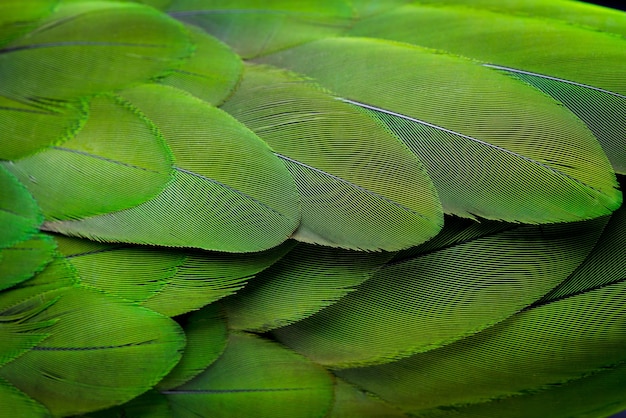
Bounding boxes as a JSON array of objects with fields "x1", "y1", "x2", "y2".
[{"x1": 0, "y1": 0, "x2": 625, "y2": 417}]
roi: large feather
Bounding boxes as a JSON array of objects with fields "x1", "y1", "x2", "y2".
[
  {"x1": 165, "y1": 0, "x2": 354, "y2": 58},
  {"x1": 0, "y1": 166, "x2": 43, "y2": 249},
  {"x1": 222, "y1": 242, "x2": 392, "y2": 332},
  {"x1": 159, "y1": 24, "x2": 243, "y2": 106},
  {"x1": 272, "y1": 216, "x2": 607, "y2": 367},
  {"x1": 336, "y1": 193, "x2": 626, "y2": 414},
  {"x1": 3, "y1": 94, "x2": 174, "y2": 221},
  {"x1": 348, "y1": 3, "x2": 626, "y2": 173},
  {"x1": 0, "y1": 1, "x2": 192, "y2": 159},
  {"x1": 260, "y1": 37, "x2": 622, "y2": 222},
  {"x1": 53, "y1": 234, "x2": 290, "y2": 316},
  {"x1": 0, "y1": 283, "x2": 185, "y2": 416},
  {"x1": 43, "y1": 84, "x2": 301, "y2": 252},
  {"x1": 222, "y1": 63, "x2": 443, "y2": 250},
  {"x1": 163, "y1": 331, "x2": 334, "y2": 418}
]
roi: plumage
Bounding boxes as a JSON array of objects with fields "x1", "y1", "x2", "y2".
[
  {"x1": 0, "y1": 0, "x2": 625, "y2": 417},
  {"x1": 222, "y1": 64, "x2": 443, "y2": 250}
]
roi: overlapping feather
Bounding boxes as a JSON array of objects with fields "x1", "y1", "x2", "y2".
[{"x1": 0, "y1": 0, "x2": 625, "y2": 417}]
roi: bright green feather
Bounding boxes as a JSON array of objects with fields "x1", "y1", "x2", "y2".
[
  {"x1": 0, "y1": 286, "x2": 185, "y2": 417},
  {"x1": 0, "y1": 166, "x2": 43, "y2": 249},
  {"x1": 0, "y1": 96, "x2": 86, "y2": 161},
  {"x1": 164, "y1": 331, "x2": 334, "y2": 418},
  {"x1": 348, "y1": 4, "x2": 626, "y2": 173},
  {"x1": 3, "y1": 94, "x2": 174, "y2": 221},
  {"x1": 43, "y1": 84, "x2": 301, "y2": 252},
  {"x1": 0, "y1": 1, "x2": 57, "y2": 47},
  {"x1": 223, "y1": 242, "x2": 392, "y2": 332},
  {"x1": 160, "y1": 24, "x2": 243, "y2": 106},
  {"x1": 273, "y1": 216, "x2": 607, "y2": 367},
  {"x1": 0, "y1": 234, "x2": 56, "y2": 292},
  {"x1": 328, "y1": 379, "x2": 409, "y2": 418},
  {"x1": 166, "y1": 0, "x2": 354, "y2": 58},
  {"x1": 0, "y1": 378, "x2": 50, "y2": 418},
  {"x1": 414, "y1": 362, "x2": 626, "y2": 418},
  {"x1": 157, "y1": 304, "x2": 228, "y2": 390},
  {"x1": 53, "y1": 234, "x2": 290, "y2": 316},
  {"x1": 222, "y1": 64, "x2": 443, "y2": 251},
  {"x1": 337, "y1": 278, "x2": 626, "y2": 415},
  {"x1": 411, "y1": 0, "x2": 626, "y2": 38},
  {"x1": 0, "y1": 1, "x2": 192, "y2": 102},
  {"x1": 260, "y1": 37, "x2": 622, "y2": 223}
]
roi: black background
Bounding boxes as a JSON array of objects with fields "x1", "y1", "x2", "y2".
[{"x1": 584, "y1": 1, "x2": 626, "y2": 11}]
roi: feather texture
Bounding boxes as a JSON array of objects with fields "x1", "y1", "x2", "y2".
[
  {"x1": 44, "y1": 84, "x2": 301, "y2": 252},
  {"x1": 1, "y1": 1, "x2": 625, "y2": 417},
  {"x1": 260, "y1": 37, "x2": 622, "y2": 222},
  {"x1": 222, "y1": 64, "x2": 443, "y2": 250}
]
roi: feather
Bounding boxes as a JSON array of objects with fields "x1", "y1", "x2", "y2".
[
  {"x1": 411, "y1": 0, "x2": 626, "y2": 38},
  {"x1": 0, "y1": 1, "x2": 192, "y2": 159},
  {"x1": 157, "y1": 304, "x2": 228, "y2": 390},
  {"x1": 222, "y1": 64, "x2": 443, "y2": 250},
  {"x1": 0, "y1": 96, "x2": 86, "y2": 161},
  {"x1": 336, "y1": 222, "x2": 626, "y2": 414},
  {"x1": 1, "y1": 1, "x2": 626, "y2": 417},
  {"x1": 0, "y1": 285, "x2": 185, "y2": 416},
  {"x1": 43, "y1": 84, "x2": 301, "y2": 252},
  {"x1": 163, "y1": 331, "x2": 334, "y2": 418},
  {"x1": 0, "y1": 378, "x2": 50, "y2": 418},
  {"x1": 81, "y1": 390, "x2": 172, "y2": 418},
  {"x1": 165, "y1": 0, "x2": 354, "y2": 58},
  {"x1": 3, "y1": 94, "x2": 174, "y2": 221},
  {"x1": 222, "y1": 242, "x2": 392, "y2": 332},
  {"x1": 159, "y1": 24, "x2": 243, "y2": 106},
  {"x1": 0, "y1": 166, "x2": 43, "y2": 249},
  {"x1": 0, "y1": 234, "x2": 56, "y2": 292},
  {"x1": 260, "y1": 37, "x2": 622, "y2": 222},
  {"x1": 272, "y1": 216, "x2": 608, "y2": 367},
  {"x1": 328, "y1": 379, "x2": 409, "y2": 418},
  {"x1": 0, "y1": 1, "x2": 192, "y2": 101},
  {"x1": 348, "y1": 3, "x2": 626, "y2": 173},
  {"x1": 538, "y1": 180, "x2": 626, "y2": 303},
  {"x1": 409, "y1": 362, "x2": 626, "y2": 418},
  {"x1": 0, "y1": 1, "x2": 57, "y2": 47},
  {"x1": 53, "y1": 234, "x2": 290, "y2": 316}
]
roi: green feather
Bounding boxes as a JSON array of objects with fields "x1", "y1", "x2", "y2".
[
  {"x1": 164, "y1": 331, "x2": 334, "y2": 418},
  {"x1": 0, "y1": 96, "x2": 86, "y2": 161},
  {"x1": 53, "y1": 233, "x2": 290, "y2": 316},
  {"x1": 3, "y1": 94, "x2": 174, "y2": 221},
  {"x1": 0, "y1": 1, "x2": 192, "y2": 102},
  {"x1": 0, "y1": 378, "x2": 50, "y2": 418},
  {"x1": 157, "y1": 304, "x2": 228, "y2": 390},
  {"x1": 222, "y1": 64, "x2": 443, "y2": 250},
  {"x1": 81, "y1": 390, "x2": 172, "y2": 418},
  {"x1": 411, "y1": 0, "x2": 626, "y2": 38},
  {"x1": 43, "y1": 84, "x2": 301, "y2": 252},
  {"x1": 223, "y1": 242, "x2": 391, "y2": 332},
  {"x1": 348, "y1": 4, "x2": 626, "y2": 173},
  {"x1": 0, "y1": 166, "x2": 43, "y2": 249},
  {"x1": 539, "y1": 176, "x2": 626, "y2": 303},
  {"x1": 0, "y1": 234, "x2": 56, "y2": 292},
  {"x1": 328, "y1": 378, "x2": 409, "y2": 418},
  {"x1": 0, "y1": 286, "x2": 185, "y2": 417},
  {"x1": 166, "y1": 0, "x2": 354, "y2": 58},
  {"x1": 411, "y1": 362, "x2": 626, "y2": 418},
  {"x1": 272, "y1": 217, "x2": 607, "y2": 367},
  {"x1": 260, "y1": 37, "x2": 622, "y2": 222},
  {"x1": 160, "y1": 24, "x2": 243, "y2": 106},
  {"x1": 0, "y1": 1, "x2": 57, "y2": 47},
  {"x1": 337, "y1": 278, "x2": 626, "y2": 415}
]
